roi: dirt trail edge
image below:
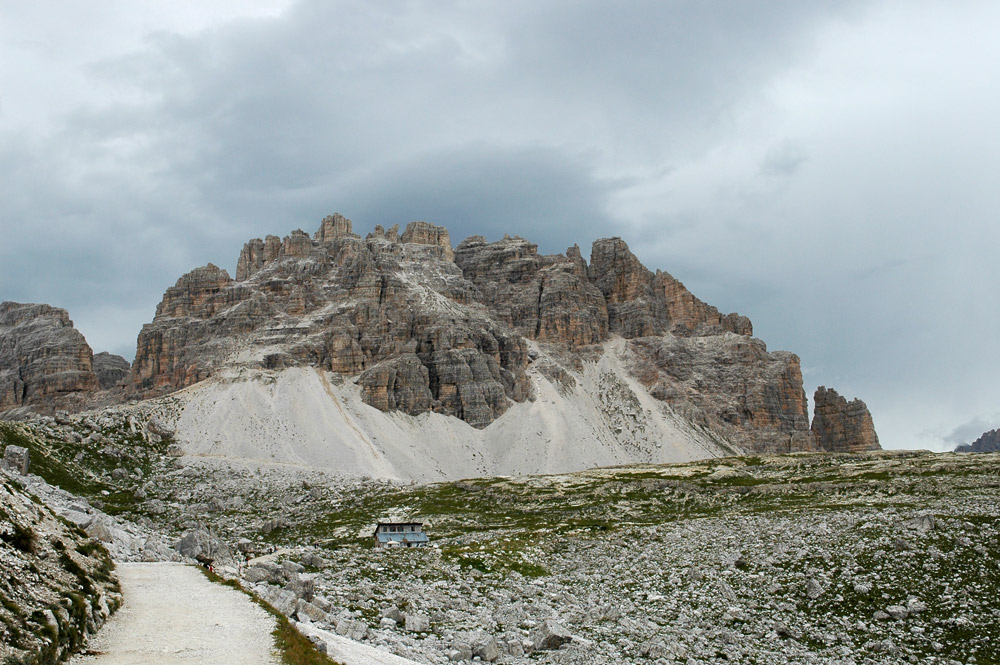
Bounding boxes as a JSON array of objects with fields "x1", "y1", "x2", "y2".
[{"x1": 70, "y1": 562, "x2": 280, "y2": 665}]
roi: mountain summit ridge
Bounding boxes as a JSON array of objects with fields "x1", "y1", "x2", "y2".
[
  {"x1": 2, "y1": 213, "x2": 880, "y2": 473},
  {"x1": 130, "y1": 213, "x2": 876, "y2": 457}
]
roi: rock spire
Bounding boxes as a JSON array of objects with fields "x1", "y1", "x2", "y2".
[{"x1": 810, "y1": 387, "x2": 881, "y2": 453}]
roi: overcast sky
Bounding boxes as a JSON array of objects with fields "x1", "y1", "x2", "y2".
[{"x1": 2, "y1": 1, "x2": 998, "y2": 451}]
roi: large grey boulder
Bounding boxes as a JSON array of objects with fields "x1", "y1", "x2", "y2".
[
  {"x1": 286, "y1": 574, "x2": 315, "y2": 601},
  {"x1": 335, "y1": 617, "x2": 369, "y2": 641},
  {"x1": 173, "y1": 528, "x2": 232, "y2": 565},
  {"x1": 295, "y1": 599, "x2": 331, "y2": 624},
  {"x1": 405, "y1": 613, "x2": 430, "y2": 632},
  {"x1": 471, "y1": 632, "x2": 500, "y2": 661},
  {"x1": 243, "y1": 565, "x2": 273, "y2": 584},
  {"x1": 145, "y1": 417, "x2": 175, "y2": 437},
  {"x1": 2, "y1": 445, "x2": 29, "y2": 475},
  {"x1": 531, "y1": 619, "x2": 573, "y2": 651},
  {"x1": 448, "y1": 643, "x2": 472, "y2": 661}
]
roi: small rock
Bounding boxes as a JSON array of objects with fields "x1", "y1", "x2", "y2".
[
  {"x1": 774, "y1": 622, "x2": 800, "y2": 639},
  {"x1": 905, "y1": 513, "x2": 935, "y2": 533},
  {"x1": 404, "y1": 614, "x2": 430, "y2": 632},
  {"x1": 885, "y1": 605, "x2": 909, "y2": 620},
  {"x1": 893, "y1": 537, "x2": 913, "y2": 551},
  {"x1": 382, "y1": 606, "x2": 404, "y2": 625}
]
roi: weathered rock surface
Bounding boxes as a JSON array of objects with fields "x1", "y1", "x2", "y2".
[
  {"x1": 0, "y1": 302, "x2": 100, "y2": 411},
  {"x1": 132, "y1": 263, "x2": 240, "y2": 394},
  {"x1": 1, "y1": 470, "x2": 122, "y2": 664},
  {"x1": 134, "y1": 218, "x2": 530, "y2": 428},
  {"x1": 630, "y1": 334, "x2": 814, "y2": 454},
  {"x1": 454, "y1": 235, "x2": 608, "y2": 346},
  {"x1": 811, "y1": 386, "x2": 881, "y2": 453},
  {"x1": 2, "y1": 444, "x2": 29, "y2": 474},
  {"x1": 92, "y1": 352, "x2": 130, "y2": 390},
  {"x1": 955, "y1": 427, "x2": 1000, "y2": 453},
  {"x1": 531, "y1": 619, "x2": 574, "y2": 650},
  {"x1": 588, "y1": 237, "x2": 752, "y2": 339}
]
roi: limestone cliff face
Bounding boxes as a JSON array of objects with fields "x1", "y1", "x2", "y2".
[
  {"x1": 629, "y1": 336, "x2": 813, "y2": 454},
  {"x1": 0, "y1": 302, "x2": 100, "y2": 411},
  {"x1": 454, "y1": 235, "x2": 608, "y2": 346},
  {"x1": 134, "y1": 218, "x2": 529, "y2": 428},
  {"x1": 589, "y1": 238, "x2": 752, "y2": 338},
  {"x1": 129, "y1": 213, "x2": 861, "y2": 453},
  {"x1": 133, "y1": 264, "x2": 245, "y2": 393},
  {"x1": 92, "y1": 352, "x2": 131, "y2": 390},
  {"x1": 810, "y1": 387, "x2": 881, "y2": 453}
]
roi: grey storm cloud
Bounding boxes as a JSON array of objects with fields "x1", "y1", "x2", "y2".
[{"x1": 2, "y1": 0, "x2": 1000, "y2": 451}]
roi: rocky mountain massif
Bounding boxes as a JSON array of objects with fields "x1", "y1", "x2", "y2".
[
  {"x1": 956, "y1": 428, "x2": 1000, "y2": 453},
  {"x1": 3, "y1": 213, "x2": 880, "y2": 478},
  {"x1": 0, "y1": 302, "x2": 128, "y2": 415},
  {"x1": 134, "y1": 215, "x2": 877, "y2": 456}
]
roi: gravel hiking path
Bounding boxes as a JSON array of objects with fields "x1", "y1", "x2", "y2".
[{"x1": 70, "y1": 562, "x2": 280, "y2": 665}]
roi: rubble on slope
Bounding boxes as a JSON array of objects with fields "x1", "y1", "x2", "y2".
[
  {"x1": 1, "y1": 463, "x2": 122, "y2": 664},
  {"x1": 5, "y1": 409, "x2": 995, "y2": 665}
]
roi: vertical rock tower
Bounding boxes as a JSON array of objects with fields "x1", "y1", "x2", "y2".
[{"x1": 810, "y1": 387, "x2": 880, "y2": 453}]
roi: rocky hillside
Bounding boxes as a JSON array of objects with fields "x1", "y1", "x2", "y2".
[
  {"x1": 956, "y1": 427, "x2": 1000, "y2": 453},
  {"x1": 63, "y1": 439, "x2": 1000, "y2": 665},
  {"x1": 0, "y1": 302, "x2": 128, "y2": 416},
  {"x1": 0, "y1": 464, "x2": 122, "y2": 664},
  {"x1": 130, "y1": 214, "x2": 876, "y2": 459},
  {"x1": 1, "y1": 409, "x2": 993, "y2": 664}
]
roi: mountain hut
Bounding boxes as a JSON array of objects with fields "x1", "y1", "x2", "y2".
[{"x1": 373, "y1": 521, "x2": 429, "y2": 548}]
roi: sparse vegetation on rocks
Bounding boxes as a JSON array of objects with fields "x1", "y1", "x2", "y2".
[
  {"x1": 3, "y1": 409, "x2": 999, "y2": 664},
  {"x1": 0, "y1": 472, "x2": 121, "y2": 664}
]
